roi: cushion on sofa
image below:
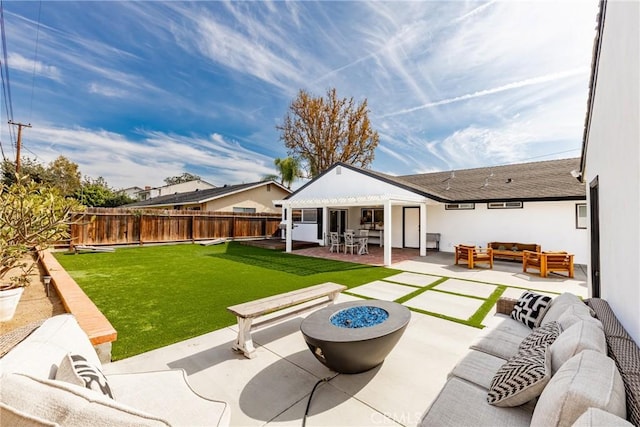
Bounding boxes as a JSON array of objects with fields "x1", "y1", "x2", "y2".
[
  {"x1": 549, "y1": 321, "x2": 607, "y2": 374},
  {"x1": 419, "y1": 377, "x2": 532, "y2": 427},
  {"x1": 0, "y1": 314, "x2": 101, "y2": 379},
  {"x1": 0, "y1": 402, "x2": 57, "y2": 427},
  {"x1": 571, "y1": 408, "x2": 634, "y2": 427},
  {"x1": 519, "y1": 321, "x2": 562, "y2": 351},
  {"x1": 0, "y1": 373, "x2": 170, "y2": 426},
  {"x1": 471, "y1": 328, "x2": 528, "y2": 360},
  {"x1": 531, "y1": 350, "x2": 627, "y2": 427},
  {"x1": 511, "y1": 291, "x2": 553, "y2": 328},
  {"x1": 557, "y1": 305, "x2": 603, "y2": 331},
  {"x1": 541, "y1": 293, "x2": 593, "y2": 325},
  {"x1": 449, "y1": 350, "x2": 507, "y2": 389},
  {"x1": 488, "y1": 345, "x2": 552, "y2": 407},
  {"x1": 56, "y1": 353, "x2": 114, "y2": 399}
]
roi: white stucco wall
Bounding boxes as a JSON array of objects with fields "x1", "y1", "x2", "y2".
[
  {"x1": 426, "y1": 201, "x2": 588, "y2": 264},
  {"x1": 583, "y1": 1, "x2": 640, "y2": 343}
]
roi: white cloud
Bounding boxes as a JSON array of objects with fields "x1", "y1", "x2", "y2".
[
  {"x1": 7, "y1": 52, "x2": 62, "y2": 82},
  {"x1": 25, "y1": 125, "x2": 277, "y2": 189}
]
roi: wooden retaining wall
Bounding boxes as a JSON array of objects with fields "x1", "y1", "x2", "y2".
[{"x1": 69, "y1": 208, "x2": 282, "y2": 247}]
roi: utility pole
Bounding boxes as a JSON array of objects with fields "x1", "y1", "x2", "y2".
[{"x1": 8, "y1": 121, "x2": 32, "y2": 174}]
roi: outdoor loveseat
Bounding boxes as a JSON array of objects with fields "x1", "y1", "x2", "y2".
[
  {"x1": 420, "y1": 292, "x2": 639, "y2": 426},
  {"x1": 0, "y1": 314, "x2": 231, "y2": 426},
  {"x1": 488, "y1": 242, "x2": 541, "y2": 261}
]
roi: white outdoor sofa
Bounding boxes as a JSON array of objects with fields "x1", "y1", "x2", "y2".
[{"x1": 0, "y1": 314, "x2": 230, "y2": 426}]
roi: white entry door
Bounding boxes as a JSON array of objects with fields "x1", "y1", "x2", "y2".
[{"x1": 403, "y1": 207, "x2": 420, "y2": 248}]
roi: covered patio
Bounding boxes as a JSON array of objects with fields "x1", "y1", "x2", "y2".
[{"x1": 277, "y1": 194, "x2": 437, "y2": 266}]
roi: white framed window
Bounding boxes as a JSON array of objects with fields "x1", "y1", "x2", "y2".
[
  {"x1": 445, "y1": 203, "x2": 475, "y2": 210},
  {"x1": 360, "y1": 208, "x2": 384, "y2": 226},
  {"x1": 292, "y1": 208, "x2": 317, "y2": 223},
  {"x1": 487, "y1": 201, "x2": 523, "y2": 209},
  {"x1": 576, "y1": 203, "x2": 587, "y2": 229},
  {"x1": 233, "y1": 207, "x2": 256, "y2": 213}
]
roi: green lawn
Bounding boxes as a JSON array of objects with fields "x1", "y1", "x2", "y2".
[{"x1": 54, "y1": 242, "x2": 399, "y2": 360}]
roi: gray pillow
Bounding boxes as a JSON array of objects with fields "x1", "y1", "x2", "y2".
[
  {"x1": 549, "y1": 320, "x2": 606, "y2": 374},
  {"x1": 531, "y1": 350, "x2": 627, "y2": 427}
]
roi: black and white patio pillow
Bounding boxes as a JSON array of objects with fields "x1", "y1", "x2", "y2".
[
  {"x1": 518, "y1": 321, "x2": 562, "y2": 351},
  {"x1": 511, "y1": 291, "x2": 553, "y2": 328},
  {"x1": 487, "y1": 345, "x2": 551, "y2": 407},
  {"x1": 55, "y1": 353, "x2": 114, "y2": 399}
]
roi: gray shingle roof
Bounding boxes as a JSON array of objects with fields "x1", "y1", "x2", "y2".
[
  {"x1": 398, "y1": 158, "x2": 585, "y2": 202},
  {"x1": 125, "y1": 181, "x2": 288, "y2": 208}
]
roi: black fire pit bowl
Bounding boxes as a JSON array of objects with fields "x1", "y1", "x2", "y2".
[{"x1": 300, "y1": 300, "x2": 411, "y2": 374}]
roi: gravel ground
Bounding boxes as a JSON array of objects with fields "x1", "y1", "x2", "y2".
[{"x1": 1, "y1": 257, "x2": 65, "y2": 335}]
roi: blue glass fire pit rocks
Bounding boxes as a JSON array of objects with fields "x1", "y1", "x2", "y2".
[
  {"x1": 330, "y1": 306, "x2": 389, "y2": 328},
  {"x1": 301, "y1": 300, "x2": 411, "y2": 374}
]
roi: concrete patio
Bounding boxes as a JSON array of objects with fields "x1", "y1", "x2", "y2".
[{"x1": 103, "y1": 253, "x2": 588, "y2": 426}]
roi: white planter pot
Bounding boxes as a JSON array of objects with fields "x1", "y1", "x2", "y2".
[{"x1": 0, "y1": 287, "x2": 25, "y2": 322}]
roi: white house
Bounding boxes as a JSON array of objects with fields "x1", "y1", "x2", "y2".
[
  {"x1": 137, "y1": 180, "x2": 216, "y2": 201},
  {"x1": 277, "y1": 158, "x2": 587, "y2": 266},
  {"x1": 579, "y1": 0, "x2": 639, "y2": 343}
]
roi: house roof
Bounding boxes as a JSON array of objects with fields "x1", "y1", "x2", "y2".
[
  {"x1": 286, "y1": 157, "x2": 585, "y2": 204},
  {"x1": 399, "y1": 158, "x2": 585, "y2": 202},
  {"x1": 124, "y1": 180, "x2": 291, "y2": 208},
  {"x1": 579, "y1": 0, "x2": 607, "y2": 181}
]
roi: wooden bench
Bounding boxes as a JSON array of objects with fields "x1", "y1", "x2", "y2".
[
  {"x1": 523, "y1": 250, "x2": 575, "y2": 278},
  {"x1": 227, "y1": 282, "x2": 347, "y2": 359}
]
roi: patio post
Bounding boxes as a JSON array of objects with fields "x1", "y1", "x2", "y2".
[
  {"x1": 285, "y1": 205, "x2": 292, "y2": 253},
  {"x1": 420, "y1": 202, "x2": 427, "y2": 257},
  {"x1": 384, "y1": 200, "x2": 392, "y2": 266},
  {"x1": 322, "y1": 206, "x2": 329, "y2": 246}
]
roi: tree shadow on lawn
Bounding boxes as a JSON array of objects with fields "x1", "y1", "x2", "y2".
[{"x1": 208, "y1": 242, "x2": 371, "y2": 276}]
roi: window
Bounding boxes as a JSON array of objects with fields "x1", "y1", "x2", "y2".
[
  {"x1": 487, "y1": 201, "x2": 523, "y2": 209},
  {"x1": 576, "y1": 203, "x2": 587, "y2": 229},
  {"x1": 233, "y1": 207, "x2": 256, "y2": 213},
  {"x1": 292, "y1": 209, "x2": 317, "y2": 223},
  {"x1": 361, "y1": 208, "x2": 384, "y2": 226},
  {"x1": 445, "y1": 203, "x2": 475, "y2": 210}
]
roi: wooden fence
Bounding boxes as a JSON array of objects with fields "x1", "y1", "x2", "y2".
[{"x1": 69, "y1": 208, "x2": 283, "y2": 247}]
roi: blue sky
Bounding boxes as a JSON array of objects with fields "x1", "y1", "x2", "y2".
[{"x1": 1, "y1": 1, "x2": 599, "y2": 189}]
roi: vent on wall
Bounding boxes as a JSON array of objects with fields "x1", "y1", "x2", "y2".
[{"x1": 336, "y1": 166, "x2": 342, "y2": 175}]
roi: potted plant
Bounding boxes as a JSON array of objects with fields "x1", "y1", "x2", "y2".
[{"x1": 0, "y1": 175, "x2": 80, "y2": 321}]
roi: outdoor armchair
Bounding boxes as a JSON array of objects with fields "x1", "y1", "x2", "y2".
[
  {"x1": 522, "y1": 250, "x2": 574, "y2": 278},
  {"x1": 454, "y1": 244, "x2": 493, "y2": 269}
]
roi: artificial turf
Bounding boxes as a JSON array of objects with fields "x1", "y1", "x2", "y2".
[{"x1": 54, "y1": 242, "x2": 399, "y2": 360}]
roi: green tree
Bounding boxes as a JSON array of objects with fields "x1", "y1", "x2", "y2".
[
  {"x1": 0, "y1": 175, "x2": 82, "y2": 287},
  {"x1": 276, "y1": 88, "x2": 379, "y2": 178},
  {"x1": 164, "y1": 173, "x2": 201, "y2": 185},
  {"x1": 1, "y1": 158, "x2": 48, "y2": 186},
  {"x1": 46, "y1": 156, "x2": 81, "y2": 196},
  {"x1": 273, "y1": 157, "x2": 300, "y2": 189},
  {"x1": 75, "y1": 177, "x2": 133, "y2": 207}
]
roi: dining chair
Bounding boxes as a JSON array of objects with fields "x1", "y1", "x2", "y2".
[
  {"x1": 329, "y1": 232, "x2": 343, "y2": 253},
  {"x1": 358, "y1": 236, "x2": 369, "y2": 255},
  {"x1": 344, "y1": 232, "x2": 358, "y2": 255}
]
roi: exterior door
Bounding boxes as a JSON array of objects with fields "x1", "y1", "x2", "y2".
[
  {"x1": 403, "y1": 207, "x2": 420, "y2": 248},
  {"x1": 329, "y1": 210, "x2": 347, "y2": 235},
  {"x1": 589, "y1": 177, "x2": 601, "y2": 298}
]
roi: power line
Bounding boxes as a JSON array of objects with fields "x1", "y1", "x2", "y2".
[
  {"x1": 0, "y1": 0, "x2": 16, "y2": 161},
  {"x1": 28, "y1": 0, "x2": 42, "y2": 123}
]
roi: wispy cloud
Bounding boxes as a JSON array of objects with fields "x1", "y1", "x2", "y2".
[
  {"x1": 382, "y1": 68, "x2": 589, "y2": 117},
  {"x1": 7, "y1": 52, "x2": 61, "y2": 82}
]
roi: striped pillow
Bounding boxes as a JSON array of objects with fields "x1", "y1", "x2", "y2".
[
  {"x1": 488, "y1": 345, "x2": 551, "y2": 407},
  {"x1": 56, "y1": 353, "x2": 114, "y2": 399},
  {"x1": 511, "y1": 291, "x2": 553, "y2": 328}
]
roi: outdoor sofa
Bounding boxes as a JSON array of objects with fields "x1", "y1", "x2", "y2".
[
  {"x1": 488, "y1": 242, "x2": 541, "y2": 261},
  {"x1": 420, "y1": 292, "x2": 639, "y2": 426},
  {"x1": 0, "y1": 314, "x2": 230, "y2": 426}
]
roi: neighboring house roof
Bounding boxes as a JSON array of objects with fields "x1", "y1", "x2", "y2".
[
  {"x1": 124, "y1": 180, "x2": 291, "y2": 208},
  {"x1": 286, "y1": 158, "x2": 585, "y2": 203}
]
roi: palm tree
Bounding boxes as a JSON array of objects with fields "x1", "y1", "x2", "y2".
[{"x1": 274, "y1": 157, "x2": 300, "y2": 189}]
